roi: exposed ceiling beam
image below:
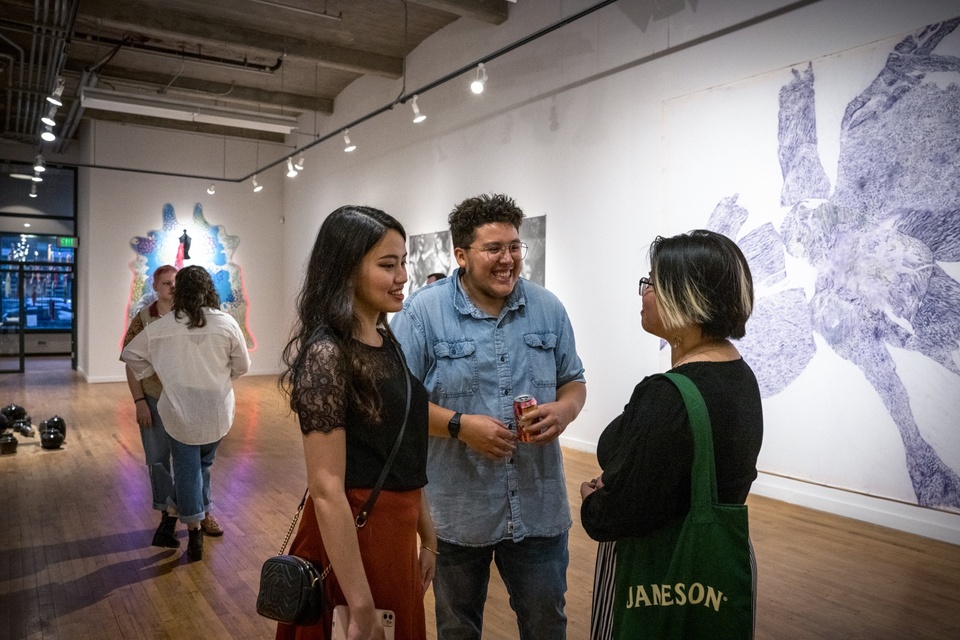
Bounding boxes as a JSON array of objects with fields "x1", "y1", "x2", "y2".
[
  {"x1": 77, "y1": 0, "x2": 404, "y2": 77},
  {"x1": 409, "y1": 0, "x2": 509, "y2": 25}
]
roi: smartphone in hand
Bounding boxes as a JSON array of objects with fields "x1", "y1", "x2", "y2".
[{"x1": 330, "y1": 605, "x2": 395, "y2": 640}]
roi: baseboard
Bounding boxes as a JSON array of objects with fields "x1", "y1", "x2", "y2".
[
  {"x1": 751, "y1": 472, "x2": 960, "y2": 545},
  {"x1": 557, "y1": 439, "x2": 960, "y2": 545}
]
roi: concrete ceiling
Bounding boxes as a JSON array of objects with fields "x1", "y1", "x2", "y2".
[{"x1": 0, "y1": 0, "x2": 509, "y2": 152}]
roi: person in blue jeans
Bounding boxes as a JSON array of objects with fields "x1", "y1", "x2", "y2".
[
  {"x1": 391, "y1": 193, "x2": 587, "y2": 640},
  {"x1": 122, "y1": 265, "x2": 227, "y2": 549},
  {"x1": 123, "y1": 266, "x2": 250, "y2": 562}
]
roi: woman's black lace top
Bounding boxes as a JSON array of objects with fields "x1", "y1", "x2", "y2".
[{"x1": 292, "y1": 336, "x2": 429, "y2": 490}]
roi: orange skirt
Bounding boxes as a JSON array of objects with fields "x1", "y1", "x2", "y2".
[{"x1": 275, "y1": 487, "x2": 426, "y2": 640}]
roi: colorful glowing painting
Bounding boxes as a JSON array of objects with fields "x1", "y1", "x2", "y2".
[{"x1": 127, "y1": 203, "x2": 255, "y2": 349}]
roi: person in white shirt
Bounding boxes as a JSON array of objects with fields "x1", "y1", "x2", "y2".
[{"x1": 122, "y1": 265, "x2": 250, "y2": 561}]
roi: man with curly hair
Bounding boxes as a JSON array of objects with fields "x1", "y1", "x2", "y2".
[{"x1": 392, "y1": 193, "x2": 587, "y2": 639}]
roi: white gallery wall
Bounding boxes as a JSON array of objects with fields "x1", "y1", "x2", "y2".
[
  {"x1": 76, "y1": 121, "x2": 288, "y2": 380},
  {"x1": 279, "y1": 0, "x2": 960, "y2": 543},
  {"x1": 73, "y1": 0, "x2": 960, "y2": 543}
]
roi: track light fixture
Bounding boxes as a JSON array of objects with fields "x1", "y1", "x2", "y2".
[
  {"x1": 41, "y1": 105, "x2": 58, "y2": 127},
  {"x1": 41, "y1": 125, "x2": 56, "y2": 142},
  {"x1": 411, "y1": 95, "x2": 426, "y2": 123},
  {"x1": 46, "y1": 77, "x2": 65, "y2": 106},
  {"x1": 29, "y1": 183, "x2": 38, "y2": 198},
  {"x1": 34, "y1": 155, "x2": 46, "y2": 172},
  {"x1": 207, "y1": 184, "x2": 216, "y2": 195},
  {"x1": 343, "y1": 129, "x2": 356, "y2": 153},
  {"x1": 252, "y1": 175, "x2": 263, "y2": 192},
  {"x1": 294, "y1": 154, "x2": 304, "y2": 171},
  {"x1": 471, "y1": 63, "x2": 487, "y2": 94},
  {"x1": 286, "y1": 158, "x2": 298, "y2": 177}
]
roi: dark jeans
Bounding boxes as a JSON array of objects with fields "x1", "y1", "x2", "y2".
[{"x1": 434, "y1": 532, "x2": 568, "y2": 640}]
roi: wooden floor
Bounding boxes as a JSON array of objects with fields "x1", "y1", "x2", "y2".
[{"x1": 2, "y1": 357, "x2": 960, "y2": 639}]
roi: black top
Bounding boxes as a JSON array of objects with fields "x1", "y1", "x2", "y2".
[
  {"x1": 291, "y1": 335, "x2": 429, "y2": 491},
  {"x1": 580, "y1": 359, "x2": 763, "y2": 542}
]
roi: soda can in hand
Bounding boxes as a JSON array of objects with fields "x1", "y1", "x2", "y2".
[{"x1": 513, "y1": 394, "x2": 539, "y2": 443}]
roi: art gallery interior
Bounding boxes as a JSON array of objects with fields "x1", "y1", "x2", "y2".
[{"x1": 2, "y1": 0, "x2": 959, "y2": 637}]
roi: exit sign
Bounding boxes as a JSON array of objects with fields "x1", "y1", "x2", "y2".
[{"x1": 57, "y1": 237, "x2": 78, "y2": 248}]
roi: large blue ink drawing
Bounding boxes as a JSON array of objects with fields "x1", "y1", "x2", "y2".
[
  {"x1": 708, "y1": 18, "x2": 960, "y2": 509},
  {"x1": 128, "y1": 203, "x2": 256, "y2": 349}
]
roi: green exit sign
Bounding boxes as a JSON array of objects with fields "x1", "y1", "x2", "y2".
[{"x1": 57, "y1": 237, "x2": 78, "y2": 248}]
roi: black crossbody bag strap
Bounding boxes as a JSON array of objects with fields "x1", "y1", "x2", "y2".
[{"x1": 355, "y1": 339, "x2": 412, "y2": 527}]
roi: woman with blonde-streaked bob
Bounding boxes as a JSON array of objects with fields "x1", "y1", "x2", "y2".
[{"x1": 579, "y1": 229, "x2": 763, "y2": 640}]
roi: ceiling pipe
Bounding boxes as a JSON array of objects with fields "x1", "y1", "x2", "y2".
[{"x1": 72, "y1": 30, "x2": 285, "y2": 75}]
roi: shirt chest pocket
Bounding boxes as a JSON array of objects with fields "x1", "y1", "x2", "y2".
[
  {"x1": 434, "y1": 340, "x2": 479, "y2": 398},
  {"x1": 524, "y1": 332, "x2": 559, "y2": 389}
]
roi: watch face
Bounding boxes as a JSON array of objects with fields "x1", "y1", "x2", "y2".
[{"x1": 448, "y1": 413, "x2": 461, "y2": 438}]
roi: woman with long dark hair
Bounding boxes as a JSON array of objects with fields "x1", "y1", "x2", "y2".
[
  {"x1": 277, "y1": 206, "x2": 435, "y2": 640},
  {"x1": 123, "y1": 265, "x2": 250, "y2": 561}
]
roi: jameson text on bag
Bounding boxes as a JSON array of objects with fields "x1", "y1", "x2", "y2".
[{"x1": 612, "y1": 372, "x2": 753, "y2": 639}]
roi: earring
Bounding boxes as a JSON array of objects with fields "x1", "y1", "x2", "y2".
[{"x1": 671, "y1": 335, "x2": 681, "y2": 349}]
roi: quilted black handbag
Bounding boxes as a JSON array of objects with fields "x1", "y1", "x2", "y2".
[{"x1": 256, "y1": 490, "x2": 330, "y2": 625}]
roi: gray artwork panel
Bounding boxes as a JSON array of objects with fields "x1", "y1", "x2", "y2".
[{"x1": 408, "y1": 230, "x2": 453, "y2": 293}]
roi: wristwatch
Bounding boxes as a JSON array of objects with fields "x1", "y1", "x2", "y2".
[{"x1": 448, "y1": 412, "x2": 462, "y2": 439}]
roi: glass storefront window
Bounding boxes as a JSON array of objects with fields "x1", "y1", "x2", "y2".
[{"x1": 1, "y1": 234, "x2": 75, "y2": 332}]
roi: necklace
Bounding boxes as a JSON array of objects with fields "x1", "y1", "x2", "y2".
[{"x1": 672, "y1": 339, "x2": 729, "y2": 368}]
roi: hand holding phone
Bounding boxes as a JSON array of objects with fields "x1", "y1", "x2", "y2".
[{"x1": 330, "y1": 605, "x2": 395, "y2": 640}]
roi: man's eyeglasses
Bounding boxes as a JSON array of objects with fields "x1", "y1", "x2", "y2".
[
  {"x1": 639, "y1": 277, "x2": 653, "y2": 295},
  {"x1": 468, "y1": 242, "x2": 528, "y2": 261}
]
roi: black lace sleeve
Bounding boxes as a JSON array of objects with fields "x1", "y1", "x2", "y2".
[{"x1": 291, "y1": 339, "x2": 348, "y2": 434}]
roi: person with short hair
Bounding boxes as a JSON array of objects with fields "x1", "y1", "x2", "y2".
[
  {"x1": 391, "y1": 193, "x2": 587, "y2": 640},
  {"x1": 121, "y1": 264, "x2": 180, "y2": 548},
  {"x1": 579, "y1": 229, "x2": 764, "y2": 640},
  {"x1": 122, "y1": 265, "x2": 250, "y2": 561}
]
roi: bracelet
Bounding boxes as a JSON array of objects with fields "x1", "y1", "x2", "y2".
[
  {"x1": 420, "y1": 544, "x2": 439, "y2": 556},
  {"x1": 134, "y1": 398, "x2": 147, "y2": 404}
]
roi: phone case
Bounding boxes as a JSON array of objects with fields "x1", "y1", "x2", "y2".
[{"x1": 330, "y1": 605, "x2": 395, "y2": 640}]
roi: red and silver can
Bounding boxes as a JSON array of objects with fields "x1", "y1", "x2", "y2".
[{"x1": 513, "y1": 394, "x2": 538, "y2": 442}]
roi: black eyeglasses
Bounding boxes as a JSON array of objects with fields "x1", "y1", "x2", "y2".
[
  {"x1": 639, "y1": 277, "x2": 653, "y2": 295},
  {"x1": 467, "y1": 242, "x2": 528, "y2": 261}
]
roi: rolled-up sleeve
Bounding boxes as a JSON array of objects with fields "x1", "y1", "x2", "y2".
[
  {"x1": 121, "y1": 330, "x2": 155, "y2": 380},
  {"x1": 229, "y1": 322, "x2": 251, "y2": 378}
]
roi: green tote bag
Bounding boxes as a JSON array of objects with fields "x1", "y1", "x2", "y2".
[{"x1": 612, "y1": 372, "x2": 753, "y2": 639}]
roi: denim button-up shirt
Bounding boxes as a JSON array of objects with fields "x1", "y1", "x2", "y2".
[{"x1": 391, "y1": 270, "x2": 586, "y2": 546}]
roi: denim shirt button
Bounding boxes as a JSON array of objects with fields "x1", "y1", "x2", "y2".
[{"x1": 503, "y1": 388, "x2": 510, "y2": 396}]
